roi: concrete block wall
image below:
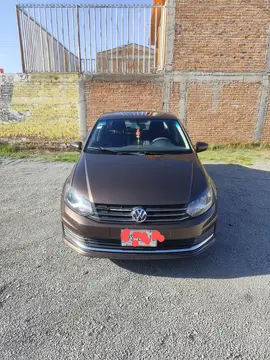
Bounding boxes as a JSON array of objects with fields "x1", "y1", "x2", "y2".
[{"x1": 0, "y1": 73, "x2": 79, "y2": 141}]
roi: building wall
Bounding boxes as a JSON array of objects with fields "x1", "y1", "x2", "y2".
[
  {"x1": 96, "y1": 47, "x2": 155, "y2": 73},
  {"x1": 1, "y1": 73, "x2": 270, "y2": 144},
  {"x1": 0, "y1": 73, "x2": 79, "y2": 140},
  {"x1": 169, "y1": 81, "x2": 180, "y2": 116},
  {"x1": 174, "y1": 0, "x2": 270, "y2": 72},
  {"x1": 185, "y1": 82, "x2": 261, "y2": 143},
  {"x1": 84, "y1": 79, "x2": 163, "y2": 129},
  {"x1": 262, "y1": 100, "x2": 270, "y2": 142}
]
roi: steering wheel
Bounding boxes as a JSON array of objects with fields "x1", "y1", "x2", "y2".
[{"x1": 151, "y1": 137, "x2": 171, "y2": 144}]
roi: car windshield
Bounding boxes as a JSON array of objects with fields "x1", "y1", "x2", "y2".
[{"x1": 85, "y1": 118, "x2": 191, "y2": 154}]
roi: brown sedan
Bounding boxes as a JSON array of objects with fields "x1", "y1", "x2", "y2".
[{"x1": 61, "y1": 111, "x2": 217, "y2": 259}]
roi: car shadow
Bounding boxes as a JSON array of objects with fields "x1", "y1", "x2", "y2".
[{"x1": 112, "y1": 164, "x2": 270, "y2": 279}]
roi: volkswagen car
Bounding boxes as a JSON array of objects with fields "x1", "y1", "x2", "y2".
[{"x1": 61, "y1": 111, "x2": 217, "y2": 259}]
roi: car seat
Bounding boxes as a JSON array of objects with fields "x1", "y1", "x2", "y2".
[{"x1": 148, "y1": 122, "x2": 169, "y2": 142}]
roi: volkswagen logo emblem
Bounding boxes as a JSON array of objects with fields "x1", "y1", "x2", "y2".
[{"x1": 131, "y1": 207, "x2": 147, "y2": 223}]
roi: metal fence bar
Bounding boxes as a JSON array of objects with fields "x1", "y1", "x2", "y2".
[
  {"x1": 44, "y1": 7, "x2": 51, "y2": 71},
  {"x1": 60, "y1": 7, "x2": 65, "y2": 71},
  {"x1": 122, "y1": 7, "x2": 124, "y2": 73},
  {"x1": 76, "y1": 6, "x2": 82, "y2": 73},
  {"x1": 110, "y1": 7, "x2": 113, "y2": 72},
  {"x1": 105, "y1": 7, "x2": 108, "y2": 72},
  {"x1": 126, "y1": 8, "x2": 129, "y2": 73},
  {"x1": 33, "y1": 8, "x2": 41, "y2": 71},
  {"x1": 132, "y1": 8, "x2": 135, "y2": 73},
  {"x1": 26, "y1": 8, "x2": 32, "y2": 71},
  {"x1": 143, "y1": 8, "x2": 146, "y2": 73},
  {"x1": 38, "y1": 7, "x2": 45, "y2": 71},
  {"x1": 99, "y1": 8, "x2": 103, "y2": 72},
  {"x1": 16, "y1": 8, "x2": 25, "y2": 72},
  {"x1": 49, "y1": 7, "x2": 55, "y2": 72},
  {"x1": 88, "y1": 7, "x2": 92, "y2": 72},
  {"x1": 83, "y1": 7, "x2": 87, "y2": 72},
  {"x1": 20, "y1": 9, "x2": 27, "y2": 71},
  {"x1": 32, "y1": 8, "x2": 38, "y2": 71},
  {"x1": 26, "y1": 8, "x2": 34, "y2": 71},
  {"x1": 66, "y1": 8, "x2": 71, "y2": 72},
  {"x1": 154, "y1": 7, "x2": 157, "y2": 71},
  {"x1": 138, "y1": 8, "x2": 140, "y2": 72},
  {"x1": 56, "y1": 7, "x2": 61, "y2": 72},
  {"x1": 93, "y1": 8, "x2": 97, "y2": 71},
  {"x1": 116, "y1": 8, "x2": 118, "y2": 72},
  {"x1": 72, "y1": 7, "x2": 77, "y2": 72},
  {"x1": 148, "y1": 10, "x2": 151, "y2": 73},
  {"x1": 18, "y1": 4, "x2": 167, "y2": 9}
]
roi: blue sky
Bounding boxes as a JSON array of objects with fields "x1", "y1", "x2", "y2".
[{"x1": 0, "y1": 0, "x2": 152, "y2": 73}]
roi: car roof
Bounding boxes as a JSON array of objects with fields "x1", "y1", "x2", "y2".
[{"x1": 98, "y1": 111, "x2": 179, "y2": 121}]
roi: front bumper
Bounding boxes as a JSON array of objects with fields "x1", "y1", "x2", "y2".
[
  {"x1": 63, "y1": 229, "x2": 215, "y2": 260},
  {"x1": 62, "y1": 202, "x2": 217, "y2": 259}
]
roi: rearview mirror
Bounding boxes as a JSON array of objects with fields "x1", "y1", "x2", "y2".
[
  {"x1": 71, "y1": 141, "x2": 82, "y2": 152},
  {"x1": 196, "y1": 142, "x2": 208, "y2": 153}
]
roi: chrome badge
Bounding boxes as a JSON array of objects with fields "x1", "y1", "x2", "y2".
[{"x1": 131, "y1": 207, "x2": 147, "y2": 223}]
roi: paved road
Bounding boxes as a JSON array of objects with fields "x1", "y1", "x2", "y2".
[{"x1": 0, "y1": 158, "x2": 270, "y2": 360}]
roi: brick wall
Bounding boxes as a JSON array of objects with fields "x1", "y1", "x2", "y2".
[
  {"x1": 84, "y1": 80, "x2": 163, "y2": 129},
  {"x1": 0, "y1": 73, "x2": 79, "y2": 140},
  {"x1": 262, "y1": 101, "x2": 270, "y2": 142},
  {"x1": 174, "y1": 0, "x2": 270, "y2": 72},
  {"x1": 169, "y1": 81, "x2": 180, "y2": 116},
  {"x1": 185, "y1": 82, "x2": 260, "y2": 143}
]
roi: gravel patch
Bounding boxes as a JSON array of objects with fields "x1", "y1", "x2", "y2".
[{"x1": 0, "y1": 158, "x2": 270, "y2": 360}]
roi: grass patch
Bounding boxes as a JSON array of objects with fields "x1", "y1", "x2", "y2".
[
  {"x1": 1, "y1": 143, "x2": 270, "y2": 165},
  {"x1": 199, "y1": 147, "x2": 270, "y2": 165},
  {"x1": 199, "y1": 149, "x2": 252, "y2": 165},
  {"x1": 0, "y1": 144, "x2": 79, "y2": 162},
  {"x1": 43, "y1": 152, "x2": 80, "y2": 162}
]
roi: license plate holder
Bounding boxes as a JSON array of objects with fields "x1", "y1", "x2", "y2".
[{"x1": 121, "y1": 229, "x2": 165, "y2": 247}]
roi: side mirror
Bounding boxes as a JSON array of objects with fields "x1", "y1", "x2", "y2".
[
  {"x1": 196, "y1": 142, "x2": 208, "y2": 153},
  {"x1": 71, "y1": 141, "x2": 82, "y2": 152}
]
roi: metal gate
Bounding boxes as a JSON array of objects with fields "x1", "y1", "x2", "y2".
[{"x1": 16, "y1": 4, "x2": 167, "y2": 74}]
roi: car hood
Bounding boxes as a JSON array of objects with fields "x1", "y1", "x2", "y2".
[{"x1": 72, "y1": 152, "x2": 209, "y2": 206}]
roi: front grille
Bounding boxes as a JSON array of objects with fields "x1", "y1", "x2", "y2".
[
  {"x1": 83, "y1": 237, "x2": 197, "y2": 250},
  {"x1": 91, "y1": 204, "x2": 190, "y2": 224}
]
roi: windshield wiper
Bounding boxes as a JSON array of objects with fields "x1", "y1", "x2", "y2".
[
  {"x1": 88, "y1": 147, "x2": 146, "y2": 155},
  {"x1": 116, "y1": 151, "x2": 145, "y2": 155},
  {"x1": 87, "y1": 148, "x2": 172, "y2": 155},
  {"x1": 114, "y1": 151, "x2": 165, "y2": 155},
  {"x1": 87, "y1": 147, "x2": 119, "y2": 154}
]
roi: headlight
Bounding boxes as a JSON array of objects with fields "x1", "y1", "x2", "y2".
[
  {"x1": 187, "y1": 187, "x2": 213, "y2": 217},
  {"x1": 65, "y1": 185, "x2": 94, "y2": 217}
]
